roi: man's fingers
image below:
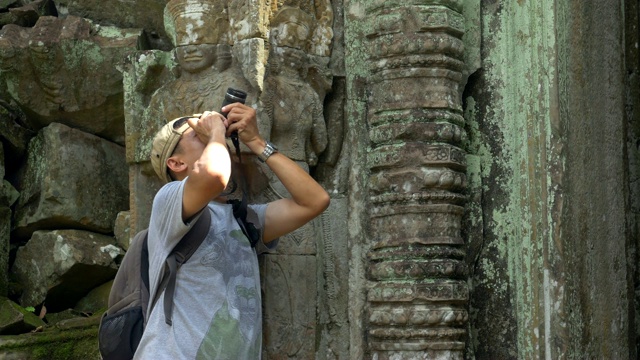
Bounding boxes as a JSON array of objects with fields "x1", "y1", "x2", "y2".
[
  {"x1": 187, "y1": 116, "x2": 200, "y2": 128},
  {"x1": 221, "y1": 102, "x2": 244, "y2": 115}
]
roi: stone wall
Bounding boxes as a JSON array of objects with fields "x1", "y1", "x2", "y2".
[
  {"x1": 463, "y1": 0, "x2": 639, "y2": 359},
  {"x1": 0, "y1": 0, "x2": 638, "y2": 359}
]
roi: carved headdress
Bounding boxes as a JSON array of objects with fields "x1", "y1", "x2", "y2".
[
  {"x1": 269, "y1": 6, "x2": 314, "y2": 51},
  {"x1": 164, "y1": 0, "x2": 229, "y2": 46}
]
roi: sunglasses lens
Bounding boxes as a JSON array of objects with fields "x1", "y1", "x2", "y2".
[{"x1": 173, "y1": 117, "x2": 189, "y2": 129}]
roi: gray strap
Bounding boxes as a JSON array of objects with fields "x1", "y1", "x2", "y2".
[
  {"x1": 163, "y1": 255, "x2": 178, "y2": 326},
  {"x1": 151, "y1": 209, "x2": 212, "y2": 326}
]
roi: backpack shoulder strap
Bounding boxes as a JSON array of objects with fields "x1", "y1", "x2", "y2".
[
  {"x1": 140, "y1": 231, "x2": 150, "y2": 318},
  {"x1": 154, "y1": 208, "x2": 212, "y2": 326},
  {"x1": 228, "y1": 198, "x2": 260, "y2": 248},
  {"x1": 171, "y1": 208, "x2": 212, "y2": 264}
]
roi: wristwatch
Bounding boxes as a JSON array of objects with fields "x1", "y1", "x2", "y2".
[{"x1": 258, "y1": 141, "x2": 278, "y2": 163}]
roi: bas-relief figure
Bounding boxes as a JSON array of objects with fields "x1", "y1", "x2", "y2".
[
  {"x1": 263, "y1": 46, "x2": 327, "y2": 166},
  {"x1": 146, "y1": 43, "x2": 254, "y2": 122},
  {"x1": 256, "y1": 5, "x2": 330, "y2": 254},
  {"x1": 0, "y1": 16, "x2": 141, "y2": 144},
  {"x1": 146, "y1": 0, "x2": 256, "y2": 125},
  {"x1": 263, "y1": 6, "x2": 328, "y2": 166},
  {"x1": 256, "y1": 5, "x2": 336, "y2": 358}
]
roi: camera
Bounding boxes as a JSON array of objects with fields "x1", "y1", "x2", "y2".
[
  {"x1": 221, "y1": 88, "x2": 247, "y2": 118},
  {"x1": 221, "y1": 88, "x2": 247, "y2": 147}
]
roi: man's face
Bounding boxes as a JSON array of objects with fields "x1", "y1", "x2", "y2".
[
  {"x1": 172, "y1": 127, "x2": 206, "y2": 175},
  {"x1": 175, "y1": 44, "x2": 216, "y2": 74}
]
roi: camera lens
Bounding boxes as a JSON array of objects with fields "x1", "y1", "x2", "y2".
[{"x1": 221, "y1": 88, "x2": 247, "y2": 117}]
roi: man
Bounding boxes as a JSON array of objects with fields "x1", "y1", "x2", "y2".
[{"x1": 134, "y1": 103, "x2": 330, "y2": 359}]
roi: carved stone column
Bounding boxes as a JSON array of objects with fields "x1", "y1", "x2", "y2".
[{"x1": 363, "y1": 1, "x2": 468, "y2": 358}]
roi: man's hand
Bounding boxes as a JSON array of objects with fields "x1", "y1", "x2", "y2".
[
  {"x1": 222, "y1": 103, "x2": 265, "y2": 152},
  {"x1": 187, "y1": 111, "x2": 228, "y2": 144}
]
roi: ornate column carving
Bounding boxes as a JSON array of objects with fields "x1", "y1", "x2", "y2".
[{"x1": 363, "y1": 1, "x2": 469, "y2": 358}]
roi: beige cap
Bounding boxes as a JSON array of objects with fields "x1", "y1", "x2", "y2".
[{"x1": 150, "y1": 116, "x2": 191, "y2": 183}]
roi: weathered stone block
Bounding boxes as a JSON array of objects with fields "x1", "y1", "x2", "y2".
[
  {"x1": 6, "y1": 0, "x2": 56, "y2": 28},
  {"x1": 11, "y1": 229, "x2": 122, "y2": 311},
  {"x1": 128, "y1": 162, "x2": 163, "y2": 235},
  {"x1": 0, "y1": 103, "x2": 34, "y2": 163},
  {"x1": 260, "y1": 254, "x2": 316, "y2": 359},
  {"x1": 121, "y1": 50, "x2": 176, "y2": 164},
  {"x1": 13, "y1": 123, "x2": 128, "y2": 240},
  {"x1": 74, "y1": 280, "x2": 112, "y2": 315},
  {"x1": 0, "y1": 16, "x2": 143, "y2": 144},
  {"x1": 113, "y1": 211, "x2": 131, "y2": 251},
  {"x1": 55, "y1": 0, "x2": 171, "y2": 50},
  {"x1": 0, "y1": 181, "x2": 18, "y2": 209},
  {"x1": 0, "y1": 297, "x2": 45, "y2": 335}
]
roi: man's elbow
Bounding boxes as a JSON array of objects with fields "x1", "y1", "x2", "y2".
[
  {"x1": 191, "y1": 162, "x2": 230, "y2": 192},
  {"x1": 313, "y1": 190, "x2": 330, "y2": 215}
]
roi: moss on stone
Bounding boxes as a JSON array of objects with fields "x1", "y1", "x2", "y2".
[{"x1": 0, "y1": 325, "x2": 100, "y2": 360}]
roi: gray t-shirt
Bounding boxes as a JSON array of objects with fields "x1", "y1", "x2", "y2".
[{"x1": 134, "y1": 180, "x2": 275, "y2": 360}]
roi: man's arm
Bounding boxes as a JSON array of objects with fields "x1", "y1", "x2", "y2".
[
  {"x1": 260, "y1": 151, "x2": 330, "y2": 242},
  {"x1": 224, "y1": 103, "x2": 330, "y2": 242},
  {"x1": 180, "y1": 112, "x2": 231, "y2": 221}
]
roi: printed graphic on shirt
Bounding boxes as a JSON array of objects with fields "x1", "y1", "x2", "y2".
[{"x1": 195, "y1": 228, "x2": 260, "y2": 359}]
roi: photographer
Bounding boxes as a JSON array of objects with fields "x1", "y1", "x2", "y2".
[{"x1": 134, "y1": 102, "x2": 330, "y2": 359}]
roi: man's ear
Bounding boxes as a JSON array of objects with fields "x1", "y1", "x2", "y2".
[{"x1": 167, "y1": 156, "x2": 188, "y2": 175}]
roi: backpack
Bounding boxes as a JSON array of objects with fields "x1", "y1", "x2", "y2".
[{"x1": 98, "y1": 200, "x2": 259, "y2": 360}]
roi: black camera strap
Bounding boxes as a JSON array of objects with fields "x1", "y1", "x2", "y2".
[{"x1": 227, "y1": 137, "x2": 260, "y2": 248}]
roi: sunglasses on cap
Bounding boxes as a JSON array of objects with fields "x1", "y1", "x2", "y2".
[{"x1": 173, "y1": 116, "x2": 190, "y2": 129}]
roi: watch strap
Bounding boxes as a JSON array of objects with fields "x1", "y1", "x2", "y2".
[{"x1": 258, "y1": 142, "x2": 277, "y2": 162}]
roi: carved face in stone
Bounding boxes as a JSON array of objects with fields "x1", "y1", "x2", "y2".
[
  {"x1": 270, "y1": 7, "x2": 313, "y2": 51},
  {"x1": 274, "y1": 21, "x2": 310, "y2": 49},
  {"x1": 175, "y1": 43, "x2": 217, "y2": 74},
  {"x1": 165, "y1": 0, "x2": 229, "y2": 46}
]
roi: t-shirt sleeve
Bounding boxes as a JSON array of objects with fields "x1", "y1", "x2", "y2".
[{"x1": 247, "y1": 203, "x2": 278, "y2": 254}]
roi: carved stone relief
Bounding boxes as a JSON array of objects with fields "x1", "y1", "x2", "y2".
[
  {"x1": 149, "y1": 0, "x2": 257, "y2": 124},
  {"x1": 362, "y1": 1, "x2": 469, "y2": 358},
  {"x1": 260, "y1": 254, "x2": 316, "y2": 358},
  {"x1": 263, "y1": 45, "x2": 328, "y2": 165},
  {"x1": 0, "y1": 16, "x2": 142, "y2": 144}
]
